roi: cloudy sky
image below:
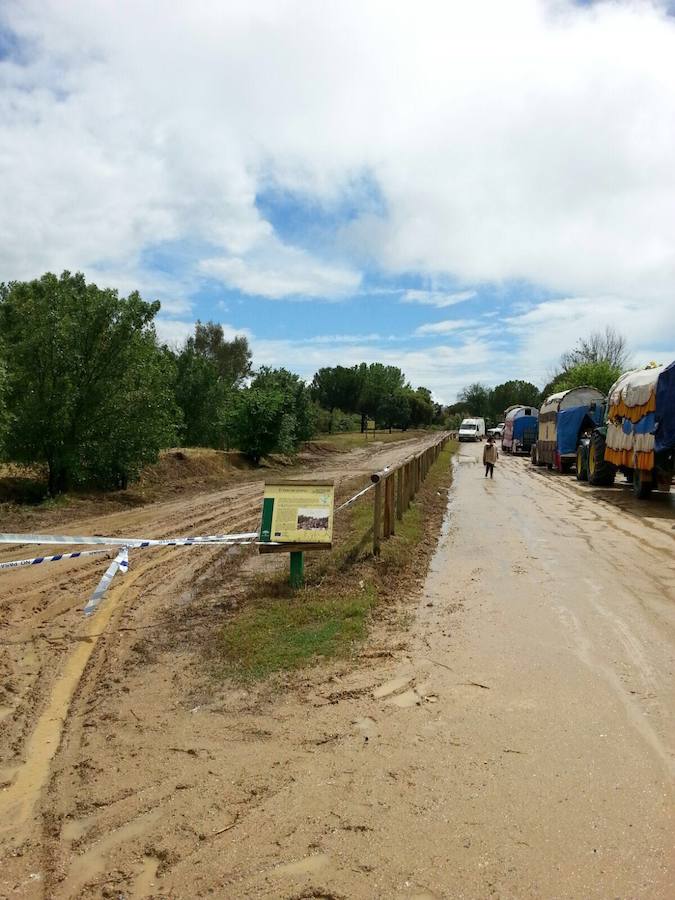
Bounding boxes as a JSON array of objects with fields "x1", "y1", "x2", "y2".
[{"x1": 1, "y1": 0, "x2": 674, "y2": 402}]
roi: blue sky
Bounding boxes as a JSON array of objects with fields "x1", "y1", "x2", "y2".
[{"x1": 1, "y1": 0, "x2": 674, "y2": 401}]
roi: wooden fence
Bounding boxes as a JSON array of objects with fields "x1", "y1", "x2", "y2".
[{"x1": 370, "y1": 432, "x2": 451, "y2": 555}]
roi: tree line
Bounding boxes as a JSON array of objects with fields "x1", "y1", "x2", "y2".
[{"x1": 0, "y1": 272, "x2": 443, "y2": 494}]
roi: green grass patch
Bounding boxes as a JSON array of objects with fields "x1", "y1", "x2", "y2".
[
  {"x1": 316, "y1": 429, "x2": 428, "y2": 451},
  {"x1": 215, "y1": 581, "x2": 377, "y2": 679}
]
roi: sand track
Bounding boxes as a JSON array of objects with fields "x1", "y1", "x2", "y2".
[{"x1": 0, "y1": 434, "x2": 440, "y2": 898}]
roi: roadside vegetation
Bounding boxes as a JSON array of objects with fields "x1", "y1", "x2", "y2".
[
  {"x1": 212, "y1": 440, "x2": 456, "y2": 679},
  {"x1": 0, "y1": 271, "x2": 447, "y2": 498}
]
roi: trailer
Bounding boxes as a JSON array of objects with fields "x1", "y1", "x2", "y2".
[
  {"x1": 576, "y1": 362, "x2": 675, "y2": 498},
  {"x1": 531, "y1": 386, "x2": 604, "y2": 472},
  {"x1": 501, "y1": 405, "x2": 539, "y2": 454}
]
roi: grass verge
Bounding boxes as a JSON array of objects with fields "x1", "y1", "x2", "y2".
[
  {"x1": 314, "y1": 429, "x2": 431, "y2": 452},
  {"x1": 212, "y1": 440, "x2": 457, "y2": 680}
]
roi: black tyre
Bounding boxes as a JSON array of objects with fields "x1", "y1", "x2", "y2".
[
  {"x1": 633, "y1": 469, "x2": 653, "y2": 499},
  {"x1": 576, "y1": 444, "x2": 588, "y2": 481},
  {"x1": 588, "y1": 430, "x2": 615, "y2": 486}
]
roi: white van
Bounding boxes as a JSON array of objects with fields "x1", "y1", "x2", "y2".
[{"x1": 458, "y1": 417, "x2": 486, "y2": 442}]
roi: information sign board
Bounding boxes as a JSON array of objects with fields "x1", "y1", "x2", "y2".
[{"x1": 260, "y1": 480, "x2": 334, "y2": 547}]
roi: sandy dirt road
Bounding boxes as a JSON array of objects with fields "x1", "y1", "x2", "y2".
[
  {"x1": 0, "y1": 434, "x2": 441, "y2": 898},
  {"x1": 2, "y1": 436, "x2": 675, "y2": 898}
]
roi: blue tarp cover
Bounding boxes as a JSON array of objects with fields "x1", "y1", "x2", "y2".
[
  {"x1": 513, "y1": 415, "x2": 538, "y2": 441},
  {"x1": 557, "y1": 404, "x2": 603, "y2": 455},
  {"x1": 655, "y1": 361, "x2": 675, "y2": 453}
]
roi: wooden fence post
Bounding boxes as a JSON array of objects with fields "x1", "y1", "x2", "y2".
[
  {"x1": 396, "y1": 466, "x2": 404, "y2": 521},
  {"x1": 382, "y1": 475, "x2": 391, "y2": 538},
  {"x1": 388, "y1": 475, "x2": 396, "y2": 535},
  {"x1": 373, "y1": 478, "x2": 383, "y2": 555}
]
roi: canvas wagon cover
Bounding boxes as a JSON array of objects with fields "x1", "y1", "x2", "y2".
[
  {"x1": 655, "y1": 360, "x2": 675, "y2": 453},
  {"x1": 557, "y1": 404, "x2": 603, "y2": 455},
  {"x1": 605, "y1": 364, "x2": 665, "y2": 470}
]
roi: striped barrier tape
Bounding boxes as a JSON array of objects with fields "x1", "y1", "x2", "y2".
[
  {"x1": 0, "y1": 530, "x2": 273, "y2": 616},
  {"x1": 0, "y1": 478, "x2": 377, "y2": 614},
  {"x1": 0, "y1": 531, "x2": 259, "y2": 549},
  {"x1": 84, "y1": 547, "x2": 129, "y2": 615},
  {"x1": 0, "y1": 548, "x2": 113, "y2": 571}
]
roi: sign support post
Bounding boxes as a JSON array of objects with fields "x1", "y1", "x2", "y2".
[{"x1": 289, "y1": 551, "x2": 304, "y2": 588}]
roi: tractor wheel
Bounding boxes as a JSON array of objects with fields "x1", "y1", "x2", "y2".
[
  {"x1": 588, "y1": 431, "x2": 615, "y2": 486},
  {"x1": 633, "y1": 469, "x2": 653, "y2": 499},
  {"x1": 576, "y1": 444, "x2": 588, "y2": 481}
]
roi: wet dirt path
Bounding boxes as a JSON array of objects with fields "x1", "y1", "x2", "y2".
[{"x1": 205, "y1": 441, "x2": 674, "y2": 899}]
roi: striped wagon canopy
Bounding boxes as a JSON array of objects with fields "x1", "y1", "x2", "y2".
[{"x1": 605, "y1": 363, "x2": 670, "y2": 472}]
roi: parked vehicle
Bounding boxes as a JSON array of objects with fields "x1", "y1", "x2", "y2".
[
  {"x1": 458, "y1": 417, "x2": 486, "y2": 442},
  {"x1": 531, "y1": 386, "x2": 604, "y2": 472},
  {"x1": 488, "y1": 423, "x2": 505, "y2": 438},
  {"x1": 576, "y1": 362, "x2": 675, "y2": 498},
  {"x1": 502, "y1": 406, "x2": 538, "y2": 454}
]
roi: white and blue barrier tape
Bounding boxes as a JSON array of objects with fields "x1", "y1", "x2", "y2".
[
  {"x1": 0, "y1": 547, "x2": 113, "y2": 571},
  {"x1": 0, "y1": 531, "x2": 259, "y2": 549},
  {"x1": 0, "y1": 530, "x2": 269, "y2": 616},
  {"x1": 0, "y1": 478, "x2": 377, "y2": 616}
]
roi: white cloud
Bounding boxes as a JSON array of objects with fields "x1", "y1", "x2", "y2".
[
  {"x1": 200, "y1": 238, "x2": 360, "y2": 299},
  {"x1": 415, "y1": 319, "x2": 479, "y2": 335},
  {"x1": 154, "y1": 318, "x2": 251, "y2": 348},
  {"x1": 403, "y1": 290, "x2": 477, "y2": 308}
]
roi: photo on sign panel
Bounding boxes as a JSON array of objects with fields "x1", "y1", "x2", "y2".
[{"x1": 297, "y1": 508, "x2": 330, "y2": 531}]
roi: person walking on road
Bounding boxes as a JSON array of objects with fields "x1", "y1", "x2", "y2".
[{"x1": 483, "y1": 435, "x2": 498, "y2": 478}]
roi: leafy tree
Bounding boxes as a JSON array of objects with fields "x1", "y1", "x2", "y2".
[
  {"x1": 356, "y1": 363, "x2": 406, "y2": 432},
  {"x1": 231, "y1": 367, "x2": 315, "y2": 463},
  {"x1": 0, "y1": 271, "x2": 179, "y2": 493},
  {"x1": 456, "y1": 383, "x2": 491, "y2": 420},
  {"x1": 490, "y1": 380, "x2": 541, "y2": 420},
  {"x1": 174, "y1": 322, "x2": 252, "y2": 448},
  {"x1": 376, "y1": 389, "x2": 411, "y2": 432},
  {"x1": 311, "y1": 366, "x2": 361, "y2": 431},
  {"x1": 191, "y1": 321, "x2": 251, "y2": 388},
  {"x1": 0, "y1": 359, "x2": 10, "y2": 457},
  {"x1": 545, "y1": 360, "x2": 622, "y2": 398},
  {"x1": 408, "y1": 388, "x2": 434, "y2": 428}
]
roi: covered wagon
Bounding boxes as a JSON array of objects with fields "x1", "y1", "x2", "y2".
[{"x1": 531, "y1": 386, "x2": 604, "y2": 472}]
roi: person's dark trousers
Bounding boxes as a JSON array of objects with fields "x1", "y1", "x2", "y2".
[{"x1": 485, "y1": 463, "x2": 494, "y2": 478}]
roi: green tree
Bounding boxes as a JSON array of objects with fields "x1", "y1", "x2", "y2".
[
  {"x1": 376, "y1": 389, "x2": 411, "y2": 432},
  {"x1": 456, "y1": 383, "x2": 491, "y2": 420},
  {"x1": 231, "y1": 367, "x2": 315, "y2": 463},
  {"x1": 356, "y1": 363, "x2": 406, "y2": 432},
  {"x1": 545, "y1": 360, "x2": 622, "y2": 398},
  {"x1": 0, "y1": 271, "x2": 179, "y2": 493},
  {"x1": 174, "y1": 322, "x2": 252, "y2": 448},
  {"x1": 191, "y1": 321, "x2": 252, "y2": 388},
  {"x1": 490, "y1": 380, "x2": 541, "y2": 420},
  {"x1": 0, "y1": 359, "x2": 10, "y2": 457},
  {"x1": 310, "y1": 366, "x2": 361, "y2": 432},
  {"x1": 407, "y1": 387, "x2": 434, "y2": 428}
]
